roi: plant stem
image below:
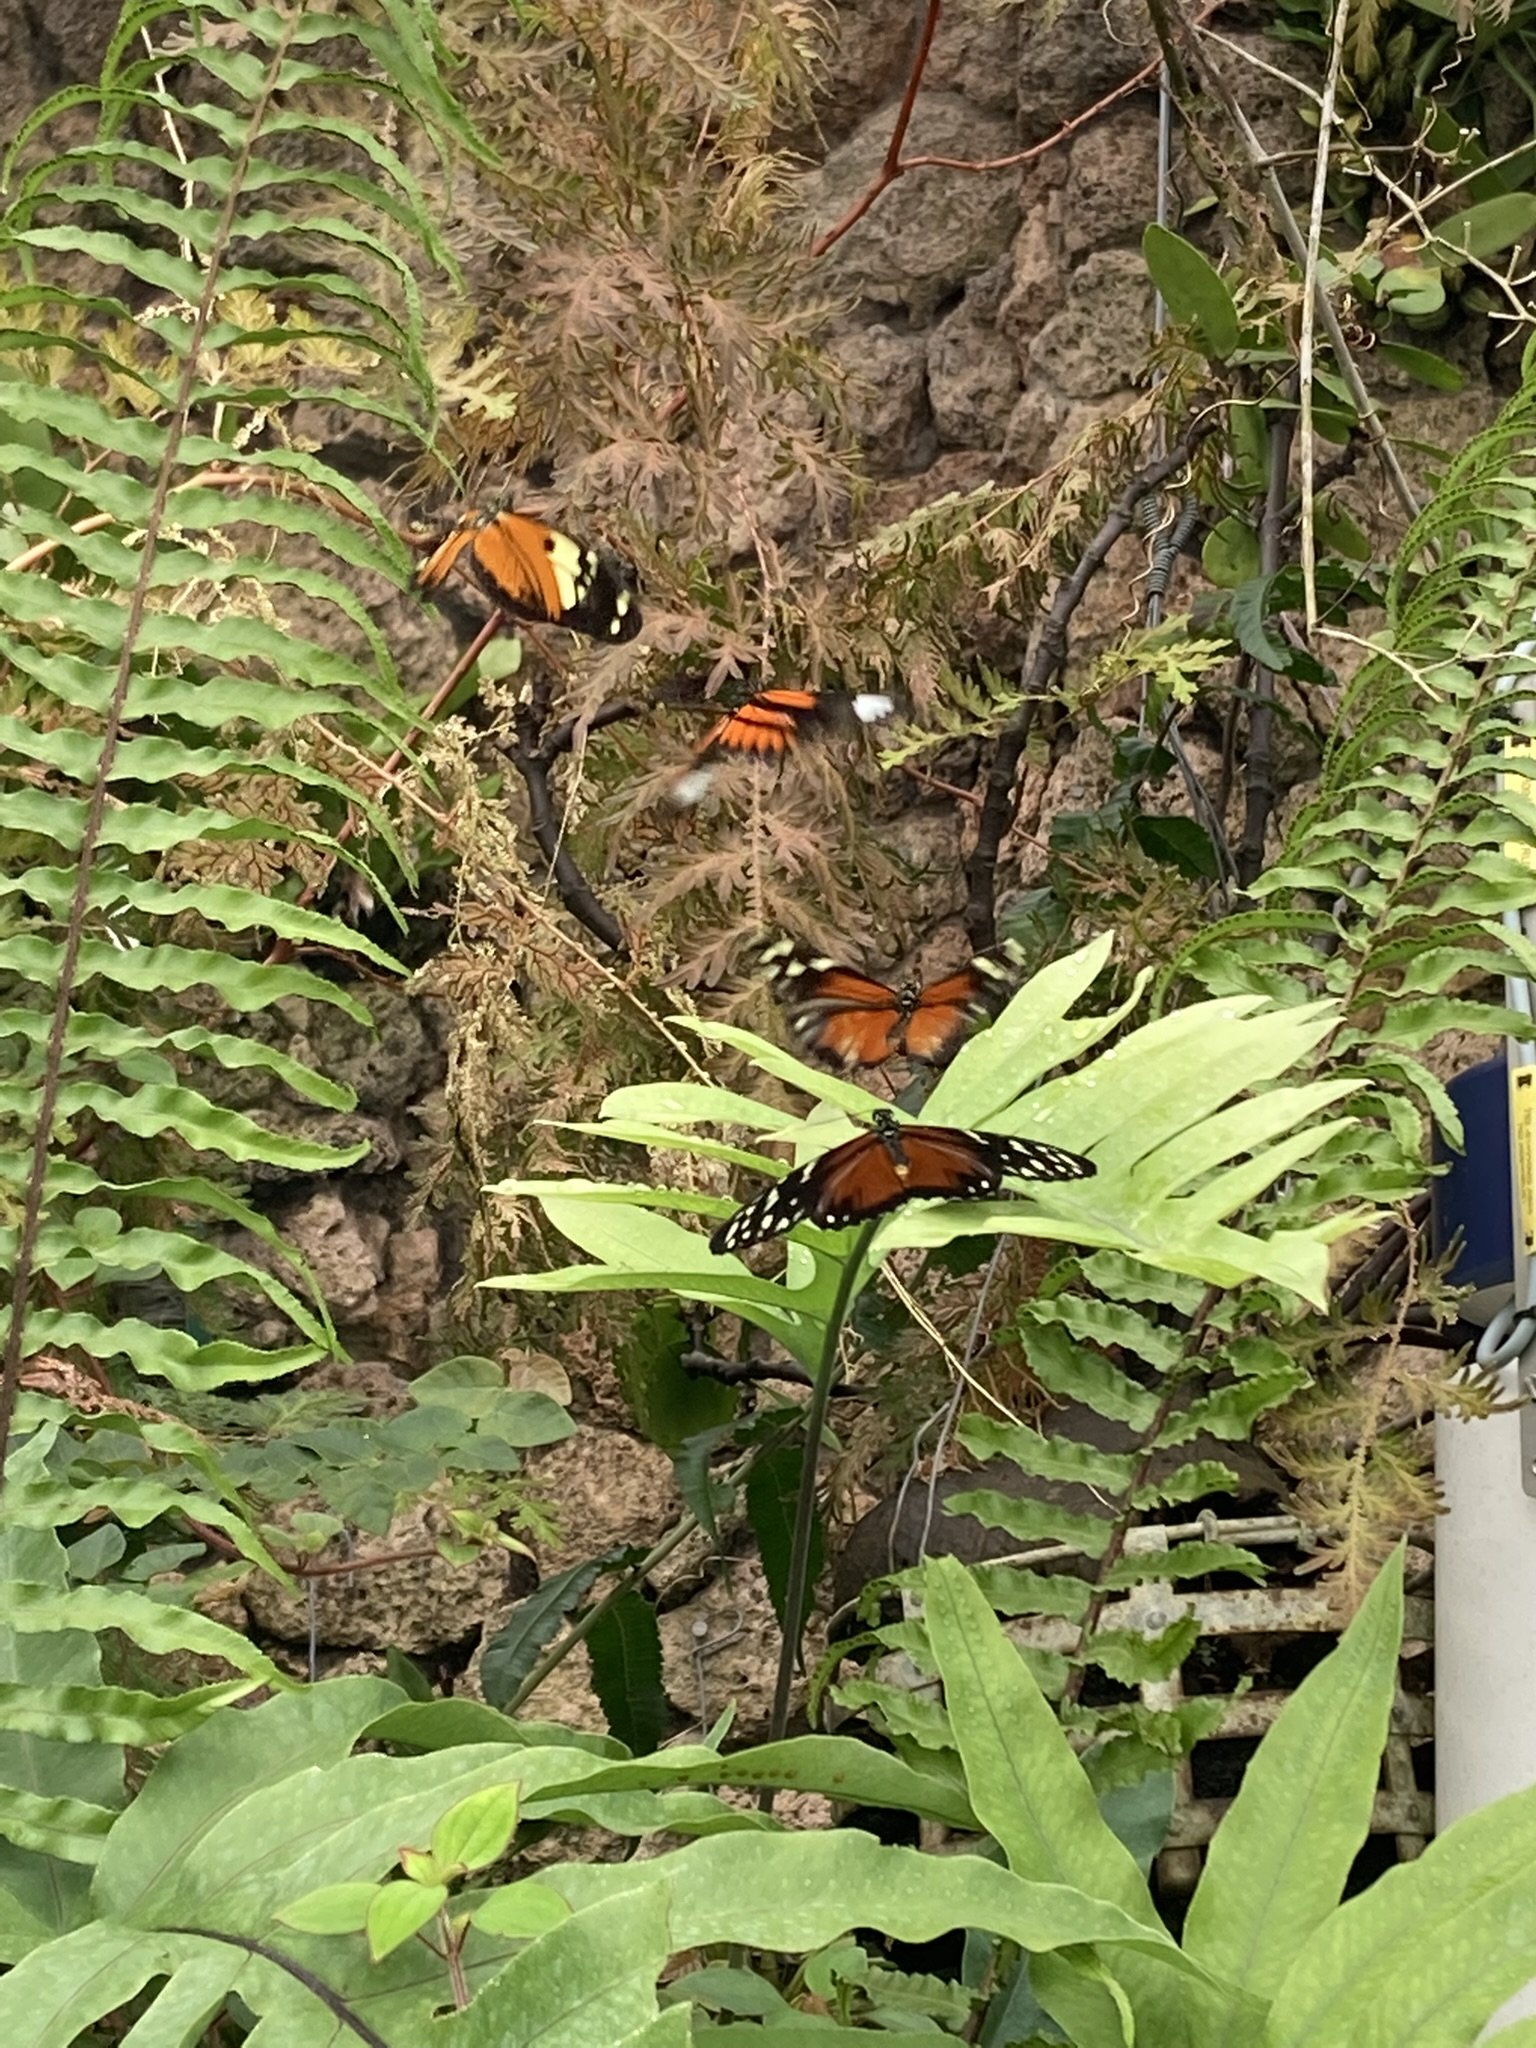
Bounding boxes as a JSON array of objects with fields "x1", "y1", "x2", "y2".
[{"x1": 767, "y1": 1225, "x2": 877, "y2": 1743}]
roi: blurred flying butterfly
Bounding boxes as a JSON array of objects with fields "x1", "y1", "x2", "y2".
[
  {"x1": 758, "y1": 935, "x2": 1027, "y2": 1070},
  {"x1": 709, "y1": 1106, "x2": 1095, "y2": 1255},
  {"x1": 415, "y1": 509, "x2": 642, "y2": 643},
  {"x1": 671, "y1": 686, "x2": 893, "y2": 807}
]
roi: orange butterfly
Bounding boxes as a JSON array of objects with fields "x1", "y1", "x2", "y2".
[
  {"x1": 415, "y1": 510, "x2": 642, "y2": 642},
  {"x1": 710, "y1": 1107, "x2": 1095, "y2": 1254},
  {"x1": 671, "y1": 687, "x2": 893, "y2": 806},
  {"x1": 758, "y1": 936, "x2": 1027, "y2": 1069}
]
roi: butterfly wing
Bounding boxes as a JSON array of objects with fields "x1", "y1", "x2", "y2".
[
  {"x1": 759, "y1": 939, "x2": 903, "y2": 1068},
  {"x1": 474, "y1": 513, "x2": 642, "y2": 642},
  {"x1": 818, "y1": 1123, "x2": 1095, "y2": 1223},
  {"x1": 900, "y1": 945, "x2": 1026, "y2": 1064},
  {"x1": 417, "y1": 511, "x2": 641, "y2": 642},
  {"x1": 708, "y1": 1149, "x2": 830, "y2": 1255},
  {"x1": 709, "y1": 1121, "x2": 1094, "y2": 1255},
  {"x1": 954, "y1": 1127, "x2": 1098, "y2": 1186},
  {"x1": 698, "y1": 689, "x2": 821, "y2": 762},
  {"x1": 414, "y1": 522, "x2": 481, "y2": 590}
]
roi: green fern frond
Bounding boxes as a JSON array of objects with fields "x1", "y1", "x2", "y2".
[{"x1": 0, "y1": 0, "x2": 477, "y2": 1443}]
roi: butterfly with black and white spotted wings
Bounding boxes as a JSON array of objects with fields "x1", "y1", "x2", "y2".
[{"x1": 709, "y1": 1107, "x2": 1095, "y2": 1256}]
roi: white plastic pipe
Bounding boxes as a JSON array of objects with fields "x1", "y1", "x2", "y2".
[
  {"x1": 1435, "y1": 707, "x2": 1536, "y2": 2029},
  {"x1": 1435, "y1": 1377, "x2": 1536, "y2": 2029}
]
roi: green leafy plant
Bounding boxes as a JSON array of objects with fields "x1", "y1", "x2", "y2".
[
  {"x1": 1175, "y1": 332, "x2": 1536, "y2": 1136},
  {"x1": 485, "y1": 933, "x2": 1384, "y2": 1736},
  {"x1": 6, "y1": 1533, "x2": 1531, "y2": 2048}
]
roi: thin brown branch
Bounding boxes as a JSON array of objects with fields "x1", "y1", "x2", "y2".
[
  {"x1": 681, "y1": 1347, "x2": 862, "y2": 1399},
  {"x1": 809, "y1": 0, "x2": 943, "y2": 257},
  {"x1": 963, "y1": 420, "x2": 1221, "y2": 947},
  {"x1": 167, "y1": 1931, "x2": 391, "y2": 2048},
  {"x1": 0, "y1": 31, "x2": 299, "y2": 1485},
  {"x1": 508, "y1": 694, "x2": 628, "y2": 954},
  {"x1": 538, "y1": 698, "x2": 646, "y2": 763},
  {"x1": 813, "y1": 0, "x2": 1232, "y2": 260}
]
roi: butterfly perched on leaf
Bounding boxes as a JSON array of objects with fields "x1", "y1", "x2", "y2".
[
  {"x1": 758, "y1": 935, "x2": 1027, "y2": 1069},
  {"x1": 415, "y1": 510, "x2": 642, "y2": 643},
  {"x1": 671, "y1": 687, "x2": 893, "y2": 806},
  {"x1": 709, "y1": 1107, "x2": 1095, "y2": 1255}
]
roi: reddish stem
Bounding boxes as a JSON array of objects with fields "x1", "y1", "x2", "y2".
[
  {"x1": 811, "y1": 0, "x2": 943, "y2": 258},
  {"x1": 812, "y1": 0, "x2": 1229, "y2": 259}
]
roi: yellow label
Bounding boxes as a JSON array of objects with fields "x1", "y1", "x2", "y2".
[
  {"x1": 1513, "y1": 1067, "x2": 1536, "y2": 1256},
  {"x1": 1505, "y1": 735, "x2": 1536, "y2": 872}
]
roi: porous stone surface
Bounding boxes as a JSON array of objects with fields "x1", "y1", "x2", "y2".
[{"x1": 807, "y1": 94, "x2": 1023, "y2": 323}]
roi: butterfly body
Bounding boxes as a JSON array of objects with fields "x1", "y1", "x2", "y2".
[
  {"x1": 759, "y1": 936, "x2": 1025, "y2": 1069},
  {"x1": 416, "y1": 510, "x2": 642, "y2": 642},
  {"x1": 709, "y1": 1106, "x2": 1095, "y2": 1255}
]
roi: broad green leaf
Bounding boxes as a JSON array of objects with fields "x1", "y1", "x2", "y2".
[
  {"x1": 920, "y1": 1557, "x2": 1154, "y2": 1922},
  {"x1": 470, "y1": 1880, "x2": 572, "y2": 1938},
  {"x1": 586, "y1": 1592, "x2": 668, "y2": 1758},
  {"x1": 746, "y1": 1444, "x2": 823, "y2": 1637},
  {"x1": 697, "y1": 2033, "x2": 943, "y2": 2047},
  {"x1": 540, "y1": 1828, "x2": 1190, "y2": 1966},
  {"x1": 613, "y1": 1302, "x2": 735, "y2": 1451},
  {"x1": 92, "y1": 1676, "x2": 403, "y2": 1922},
  {"x1": 1142, "y1": 224, "x2": 1240, "y2": 357},
  {"x1": 442, "y1": 1884, "x2": 672, "y2": 2048},
  {"x1": 1267, "y1": 1775, "x2": 1536, "y2": 2047},
  {"x1": 277, "y1": 1881, "x2": 378, "y2": 1934},
  {"x1": 1133, "y1": 812, "x2": 1220, "y2": 879},
  {"x1": 0, "y1": 934, "x2": 370, "y2": 1021},
  {"x1": 0, "y1": 1882, "x2": 51, "y2": 1964},
  {"x1": 1204, "y1": 515, "x2": 1261, "y2": 588},
  {"x1": 1429, "y1": 193, "x2": 1536, "y2": 262},
  {"x1": 0, "y1": 1923, "x2": 194, "y2": 2048},
  {"x1": 540, "y1": 1735, "x2": 978, "y2": 1828},
  {"x1": 480, "y1": 1562, "x2": 603, "y2": 1713},
  {"x1": 0, "y1": 1680, "x2": 254, "y2": 1745},
  {"x1": 366, "y1": 1698, "x2": 623, "y2": 1758},
  {"x1": 1374, "y1": 346, "x2": 1462, "y2": 393},
  {"x1": 0, "y1": 1784, "x2": 116, "y2": 1863},
  {"x1": 367, "y1": 1876, "x2": 444, "y2": 1959},
  {"x1": 925, "y1": 932, "x2": 1123, "y2": 1127},
  {"x1": 431, "y1": 1783, "x2": 522, "y2": 1875},
  {"x1": 0, "y1": 1525, "x2": 121, "y2": 1941},
  {"x1": 1184, "y1": 1548, "x2": 1404, "y2": 2019}
]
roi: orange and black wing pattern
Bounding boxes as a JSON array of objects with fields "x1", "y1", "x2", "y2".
[
  {"x1": 758, "y1": 937, "x2": 905, "y2": 1069},
  {"x1": 709, "y1": 1108, "x2": 1095, "y2": 1255},
  {"x1": 416, "y1": 510, "x2": 641, "y2": 643},
  {"x1": 696, "y1": 689, "x2": 824, "y2": 764},
  {"x1": 899, "y1": 944, "x2": 1026, "y2": 1065},
  {"x1": 759, "y1": 937, "x2": 1025, "y2": 1069},
  {"x1": 672, "y1": 689, "x2": 895, "y2": 806}
]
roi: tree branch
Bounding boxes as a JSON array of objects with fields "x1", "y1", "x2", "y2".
[
  {"x1": 1238, "y1": 399, "x2": 1297, "y2": 887},
  {"x1": 812, "y1": 0, "x2": 1233, "y2": 260},
  {"x1": 810, "y1": 0, "x2": 943, "y2": 258},
  {"x1": 963, "y1": 422, "x2": 1220, "y2": 947},
  {"x1": 500, "y1": 685, "x2": 628, "y2": 954}
]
